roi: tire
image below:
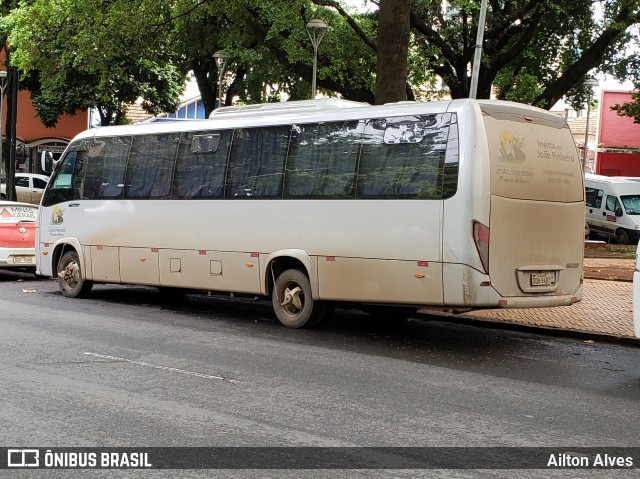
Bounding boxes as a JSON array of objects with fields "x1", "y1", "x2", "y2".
[
  {"x1": 57, "y1": 250, "x2": 93, "y2": 298},
  {"x1": 616, "y1": 229, "x2": 631, "y2": 245},
  {"x1": 272, "y1": 268, "x2": 330, "y2": 328}
]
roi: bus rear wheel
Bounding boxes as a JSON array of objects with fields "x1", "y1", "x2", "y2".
[
  {"x1": 57, "y1": 250, "x2": 93, "y2": 298},
  {"x1": 272, "y1": 268, "x2": 329, "y2": 328}
]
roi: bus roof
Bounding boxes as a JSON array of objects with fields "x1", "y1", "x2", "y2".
[
  {"x1": 208, "y1": 98, "x2": 368, "y2": 118},
  {"x1": 76, "y1": 98, "x2": 563, "y2": 141}
]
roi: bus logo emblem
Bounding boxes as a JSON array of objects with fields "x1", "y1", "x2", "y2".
[
  {"x1": 498, "y1": 131, "x2": 525, "y2": 163},
  {"x1": 51, "y1": 207, "x2": 64, "y2": 224}
]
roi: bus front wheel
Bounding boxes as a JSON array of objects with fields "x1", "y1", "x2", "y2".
[
  {"x1": 272, "y1": 268, "x2": 328, "y2": 328},
  {"x1": 57, "y1": 250, "x2": 93, "y2": 298}
]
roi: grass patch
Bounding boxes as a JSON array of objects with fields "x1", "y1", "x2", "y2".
[{"x1": 606, "y1": 244, "x2": 637, "y2": 258}]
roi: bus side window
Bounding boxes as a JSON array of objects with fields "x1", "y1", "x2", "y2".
[
  {"x1": 357, "y1": 114, "x2": 452, "y2": 199},
  {"x1": 83, "y1": 137, "x2": 132, "y2": 199},
  {"x1": 173, "y1": 131, "x2": 231, "y2": 199},
  {"x1": 125, "y1": 133, "x2": 179, "y2": 199},
  {"x1": 284, "y1": 121, "x2": 360, "y2": 198},
  {"x1": 226, "y1": 126, "x2": 290, "y2": 198},
  {"x1": 442, "y1": 114, "x2": 459, "y2": 199}
]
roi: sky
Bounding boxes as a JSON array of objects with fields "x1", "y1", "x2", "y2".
[{"x1": 341, "y1": 0, "x2": 375, "y2": 12}]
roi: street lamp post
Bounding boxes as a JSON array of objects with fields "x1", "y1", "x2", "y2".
[
  {"x1": 469, "y1": 0, "x2": 488, "y2": 99},
  {"x1": 213, "y1": 50, "x2": 230, "y2": 109},
  {"x1": 0, "y1": 71, "x2": 7, "y2": 182},
  {"x1": 582, "y1": 78, "x2": 599, "y2": 173},
  {"x1": 306, "y1": 19, "x2": 327, "y2": 99}
]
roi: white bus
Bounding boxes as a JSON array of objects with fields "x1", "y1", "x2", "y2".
[{"x1": 36, "y1": 98, "x2": 585, "y2": 328}]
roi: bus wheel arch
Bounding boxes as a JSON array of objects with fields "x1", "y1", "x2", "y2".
[
  {"x1": 51, "y1": 242, "x2": 74, "y2": 273},
  {"x1": 263, "y1": 250, "x2": 317, "y2": 297}
]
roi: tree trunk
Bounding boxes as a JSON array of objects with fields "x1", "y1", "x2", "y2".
[
  {"x1": 374, "y1": 0, "x2": 411, "y2": 105},
  {"x1": 192, "y1": 60, "x2": 217, "y2": 117}
]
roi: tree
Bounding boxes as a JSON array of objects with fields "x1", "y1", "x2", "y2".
[
  {"x1": 177, "y1": 0, "x2": 377, "y2": 114},
  {"x1": 374, "y1": 0, "x2": 411, "y2": 104},
  {"x1": 3, "y1": 0, "x2": 640, "y2": 129},
  {"x1": 3, "y1": 0, "x2": 186, "y2": 126},
  {"x1": 401, "y1": 0, "x2": 640, "y2": 109}
]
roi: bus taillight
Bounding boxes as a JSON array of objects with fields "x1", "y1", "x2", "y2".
[{"x1": 473, "y1": 221, "x2": 490, "y2": 274}]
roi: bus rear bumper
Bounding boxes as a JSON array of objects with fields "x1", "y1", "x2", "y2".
[
  {"x1": 490, "y1": 288, "x2": 583, "y2": 309},
  {"x1": 443, "y1": 264, "x2": 583, "y2": 308}
]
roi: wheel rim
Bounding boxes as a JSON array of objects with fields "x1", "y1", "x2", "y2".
[
  {"x1": 280, "y1": 280, "x2": 305, "y2": 318},
  {"x1": 59, "y1": 259, "x2": 80, "y2": 292}
]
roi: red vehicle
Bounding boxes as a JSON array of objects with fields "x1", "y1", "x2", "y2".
[{"x1": 0, "y1": 201, "x2": 38, "y2": 269}]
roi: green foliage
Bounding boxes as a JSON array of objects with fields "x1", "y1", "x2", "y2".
[
  {"x1": 3, "y1": 0, "x2": 186, "y2": 126},
  {"x1": 606, "y1": 243, "x2": 637, "y2": 256},
  {"x1": 611, "y1": 91, "x2": 640, "y2": 124},
  {"x1": 1, "y1": 0, "x2": 639, "y2": 128},
  {"x1": 408, "y1": 0, "x2": 640, "y2": 108}
]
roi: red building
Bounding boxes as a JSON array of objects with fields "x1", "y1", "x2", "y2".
[
  {"x1": 595, "y1": 90, "x2": 640, "y2": 176},
  {"x1": 13, "y1": 91, "x2": 88, "y2": 175},
  {"x1": 0, "y1": 56, "x2": 88, "y2": 177}
]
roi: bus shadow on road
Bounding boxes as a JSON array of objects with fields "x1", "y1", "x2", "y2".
[{"x1": 69, "y1": 284, "x2": 640, "y2": 398}]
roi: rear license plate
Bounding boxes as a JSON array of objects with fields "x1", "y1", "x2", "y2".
[
  {"x1": 531, "y1": 273, "x2": 553, "y2": 286},
  {"x1": 13, "y1": 256, "x2": 34, "y2": 264}
]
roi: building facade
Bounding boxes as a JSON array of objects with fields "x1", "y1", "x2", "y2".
[
  {"x1": 0, "y1": 87, "x2": 88, "y2": 178},
  {"x1": 595, "y1": 90, "x2": 640, "y2": 176}
]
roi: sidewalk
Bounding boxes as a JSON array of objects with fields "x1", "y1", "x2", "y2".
[
  {"x1": 420, "y1": 257, "x2": 639, "y2": 343},
  {"x1": 463, "y1": 279, "x2": 635, "y2": 339}
]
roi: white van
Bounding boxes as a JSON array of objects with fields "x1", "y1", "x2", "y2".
[
  {"x1": 613, "y1": 176, "x2": 640, "y2": 183},
  {"x1": 584, "y1": 173, "x2": 640, "y2": 244}
]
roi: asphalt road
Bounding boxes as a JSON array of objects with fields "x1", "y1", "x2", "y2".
[{"x1": 1, "y1": 269, "x2": 639, "y2": 478}]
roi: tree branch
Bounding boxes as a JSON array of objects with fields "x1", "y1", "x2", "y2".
[
  {"x1": 534, "y1": 1, "x2": 640, "y2": 109},
  {"x1": 243, "y1": 7, "x2": 375, "y2": 103},
  {"x1": 409, "y1": 11, "x2": 459, "y2": 67},
  {"x1": 312, "y1": 0, "x2": 377, "y2": 51},
  {"x1": 486, "y1": 9, "x2": 544, "y2": 79}
]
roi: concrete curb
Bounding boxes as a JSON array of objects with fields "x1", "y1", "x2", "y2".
[{"x1": 416, "y1": 309, "x2": 640, "y2": 347}]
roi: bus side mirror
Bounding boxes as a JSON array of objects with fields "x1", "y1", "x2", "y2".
[
  {"x1": 616, "y1": 207, "x2": 623, "y2": 217},
  {"x1": 41, "y1": 151, "x2": 54, "y2": 174}
]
